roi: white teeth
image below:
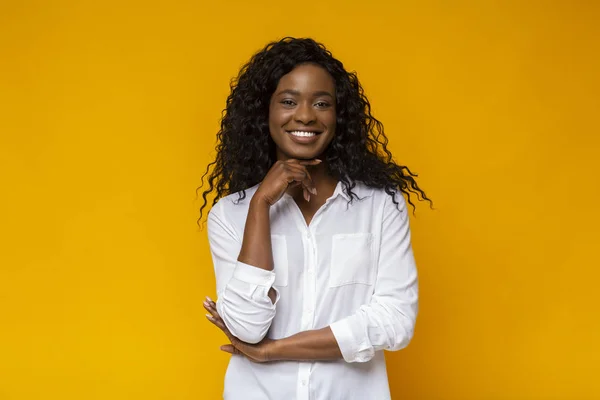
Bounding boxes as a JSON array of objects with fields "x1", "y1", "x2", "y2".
[{"x1": 289, "y1": 131, "x2": 317, "y2": 137}]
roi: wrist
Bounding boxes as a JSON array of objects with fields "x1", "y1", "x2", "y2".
[
  {"x1": 267, "y1": 338, "x2": 286, "y2": 362},
  {"x1": 250, "y1": 194, "x2": 272, "y2": 210}
]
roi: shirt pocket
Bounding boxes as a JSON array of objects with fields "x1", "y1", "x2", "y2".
[
  {"x1": 329, "y1": 233, "x2": 375, "y2": 287},
  {"x1": 271, "y1": 234, "x2": 289, "y2": 287}
]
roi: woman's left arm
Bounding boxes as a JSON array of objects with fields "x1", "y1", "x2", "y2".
[
  {"x1": 275, "y1": 192, "x2": 418, "y2": 363},
  {"x1": 327, "y1": 192, "x2": 418, "y2": 363},
  {"x1": 270, "y1": 326, "x2": 342, "y2": 360}
]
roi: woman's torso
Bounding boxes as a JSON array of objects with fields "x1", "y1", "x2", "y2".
[{"x1": 217, "y1": 181, "x2": 393, "y2": 400}]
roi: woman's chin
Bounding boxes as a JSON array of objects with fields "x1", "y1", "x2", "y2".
[{"x1": 277, "y1": 148, "x2": 323, "y2": 161}]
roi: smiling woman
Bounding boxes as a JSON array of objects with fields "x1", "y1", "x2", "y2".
[{"x1": 197, "y1": 37, "x2": 432, "y2": 400}]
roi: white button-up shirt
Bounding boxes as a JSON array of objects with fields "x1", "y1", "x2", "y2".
[{"x1": 207, "y1": 181, "x2": 419, "y2": 400}]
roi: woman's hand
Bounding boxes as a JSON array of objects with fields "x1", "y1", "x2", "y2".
[
  {"x1": 203, "y1": 297, "x2": 277, "y2": 363},
  {"x1": 255, "y1": 159, "x2": 321, "y2": 206}
]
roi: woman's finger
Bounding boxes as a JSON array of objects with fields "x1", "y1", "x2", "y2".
[
  {"x1": 286, "y1": 164, "x2": 316, "y2": 193},
  {"x1": 286, "y1": 163, "x2": 312, "y2": 181},
  {"x1": 213, "y1": 312, "x2": 225, "y2": 324},
  {"x1": 203, "y1": 300, "x2": 214, "y2": 313},
  {"x1": 203, "y1": 306, "x2": 237, "y2": 343},
  {"x1": 302, "y1": 179, "x2": 317, "y2": 196},
  {"x1": 297, "y1": 159, "x2": 322, "y2": 166},
  {"x1": 220, "y1": 344, "x2": 244, "y2": 356},
  {"x1": 204, "y1": 301, "x2": 223, "y2": 323},
  {"x1": 203, "y1": 302, "x2": 223, "y2": 324},
  {"x1": 206, "y1": 296, "x2": 216, "y2": 307},
  {"x1": 220, "y1": 343, "x2": 264, "y2": 363},
  {"x1": 285, "y1": 170, "x2": 312, "y2": 189},
  {"x1": 202, "y1": 302, "x2": 228, "y2": 330},
  {"x1": 286, "y1": 158, "x2": 322, "y2": 166},
  {"x1": 205, "y1": 313, "x2": 228, "y2": 331},
  {"x1": 286, "y1": 165, "x2": 316, "y2": 196}
]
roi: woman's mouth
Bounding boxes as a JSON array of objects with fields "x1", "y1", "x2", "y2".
[
  {"x1": 286, "y1": 130, "x2": 322, "y2": 144},
  {"x1": 288, "y1": 130, "x2": 319, "y2": 137}
]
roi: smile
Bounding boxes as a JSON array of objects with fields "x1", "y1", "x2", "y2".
[{"x1": 288, "y1": 130, "x2": 320, "y2": 137}]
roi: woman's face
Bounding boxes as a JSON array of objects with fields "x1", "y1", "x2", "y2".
[{"x1": 268, "y1": 63, "x2": 337, "y2": 161}]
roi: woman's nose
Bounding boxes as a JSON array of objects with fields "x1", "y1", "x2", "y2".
[{"x1": 294, "y1": 102, "x2": 316, "y2": 124}]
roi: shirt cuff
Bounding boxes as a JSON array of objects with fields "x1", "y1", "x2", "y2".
[
  {"x1": 233, "y1": 261, "x2": 276, "y2": 286},
  {"x1": 330, "y1": 317, "x2": 374, "y2": 363},
  {"x1": 330, "y1": 319, "x2": 356, "y2": 362}
]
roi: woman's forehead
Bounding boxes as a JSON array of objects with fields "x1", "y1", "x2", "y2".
[{"x1": 275, "y1": 64, "x2": 336, "y2": 95}]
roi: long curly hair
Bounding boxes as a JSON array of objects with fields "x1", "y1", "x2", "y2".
[{"x1": 197, "y1": 37, "x2": 432, "y2": 223}]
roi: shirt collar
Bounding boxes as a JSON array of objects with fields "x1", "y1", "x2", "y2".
[{"x1": 332, "y1": 180, "x2": 374, "y2": 201}]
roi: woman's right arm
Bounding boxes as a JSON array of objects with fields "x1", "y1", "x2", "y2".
[
  {"x1": 237, "y1": 196, "x2": 277, "y2": 303},
  {"x1": 208, "y1": 159, "x2": 319, "y2": 344},
  {"x1": 207, "y1": 203, "x2": 277, "y2": 344}
]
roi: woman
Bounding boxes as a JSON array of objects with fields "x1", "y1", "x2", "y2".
[{"x1": 198, "y1": 37, "x2": 431, "y2": 400}]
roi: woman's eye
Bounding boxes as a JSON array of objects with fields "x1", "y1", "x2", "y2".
[
  {"x1": 281, "y1": 100, "x2": 295, "y2": 106},
  {"x1": 315, "y1": 102, "x2": 330, "y2": 108}
]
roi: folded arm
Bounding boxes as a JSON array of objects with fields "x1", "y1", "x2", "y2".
[
  {"x1": 272, "y1": 192, "x2": 419, "y2": 362},
  {"x1": 207, "y1": 197, "x2": 278, "y2": 344}
]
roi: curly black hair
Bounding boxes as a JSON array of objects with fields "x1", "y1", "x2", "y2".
[{"x1": 197, "y1": 37, "x2": 432, "y2": 223}]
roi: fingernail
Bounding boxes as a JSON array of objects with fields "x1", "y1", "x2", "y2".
[
  {"x1": 315, "y1": 159, "x2": 322, "y2": 163},
  {"x1": 203, "y1": 301, "x2": 209, "y2": 307},
  {"x1": 311, "y1": 187, "x2": 317, "y2": 195},
  {"x1": 206, "y1": 296, "x2": 213, "y2": 302},
  {"x1": 205, "y1": 314, "x2": 213, "y2": 320}
]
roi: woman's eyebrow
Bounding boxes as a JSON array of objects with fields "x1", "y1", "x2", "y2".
[
  {"x1": 312, "y1": 90, "x2": 334, "y2": 98},
  {"x1": 276, "y1": 89, "x2": 334, "y2": 98},
  {"x1": 276, "y1": 89, "x2": 301, "y2": 96}
]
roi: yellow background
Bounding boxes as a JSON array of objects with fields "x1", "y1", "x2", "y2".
[{"x1": 1, "y1": 1, "x2": 599, "y2": 399}]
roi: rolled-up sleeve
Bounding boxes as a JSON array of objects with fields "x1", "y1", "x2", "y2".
[
  {"x1": 207, "y1": 203, "x2": 279, "y2": 344},
  {"x1": 330, "y1": 192, "x2": 418, "y2": 362}
]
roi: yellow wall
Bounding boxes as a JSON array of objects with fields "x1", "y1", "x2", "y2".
[{"x1": 1, "y1": 1, "x2": 599, "y2": 399}]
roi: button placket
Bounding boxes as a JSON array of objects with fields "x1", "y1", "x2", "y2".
[
  {"x1": 296, "y1": 363, "x2": 311, "y2": 400},
  {"x1": 292, "y1": 201, "x2": 330, "y2": 400},
  {"x1": 304, "y1": 230, "x2": 317, "y2": 328}
]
